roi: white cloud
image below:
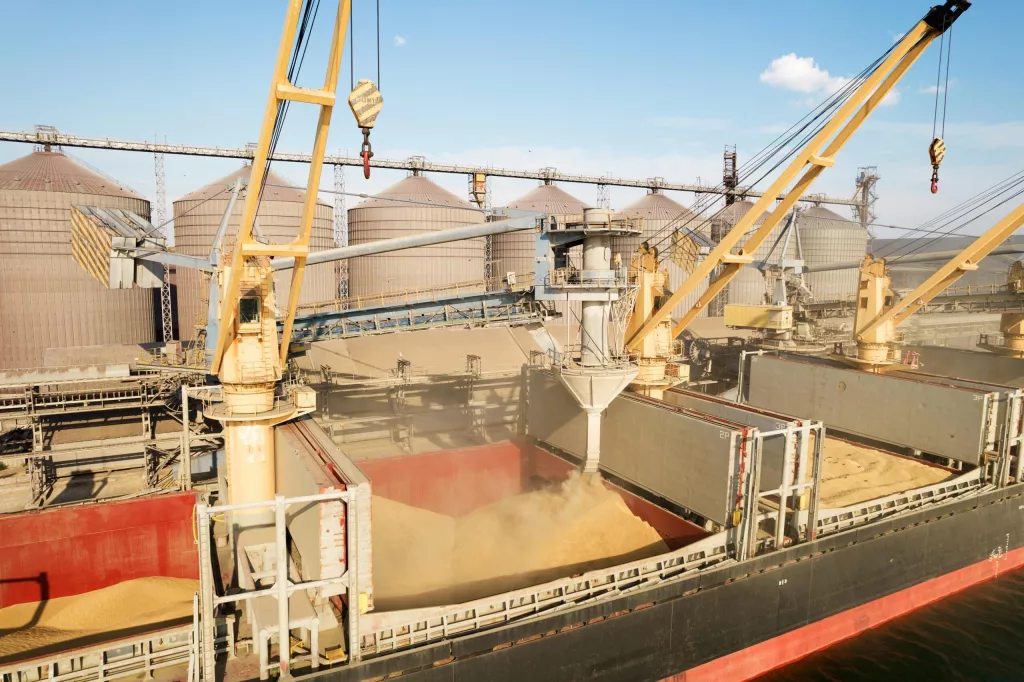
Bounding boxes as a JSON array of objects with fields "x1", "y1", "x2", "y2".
[
  {"x1": 760, "y1": 53, "x2": 899, "y2": 107},
  {"x1": 918, "y1": 79, "x2": 955, "y2": 95},
  {"x1": 881, "y1": 89, "x2": 901, "y2": 106},
  {"x1": 393, "y1": 35, "x2": 406, "y2": 47},
  {"x1": 760, "y1": 54, "x2": 847, "y2": 94}
]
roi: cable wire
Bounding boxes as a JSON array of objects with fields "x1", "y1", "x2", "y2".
[
  {"x1": 644, "y1": 40, "x2": 900, "y2": 257},
  {"x1": 257, "y1": 0, "x2": 321, "y2": 215},
  {"x1": 931, "y1": 14, "x2": 947, "y2": 141},
  {"x1": 941, "y1": 25, "x2": 953, "y2": 139},
  {"x1": 876, "y1": 168, "x2": 1024, "y2": 259},
  {"x1": 376, "y1": 0, "x2": 381, "y2": 88},
  {"x1": 349, "y1": 0, "x2": 354, "y2": 91},
  {"x1": 152, "y1": 186, "x2": 230, "y2": 233},
  {"x1": 890, "y1": 181, "x2": 1024, "y2": 262}
]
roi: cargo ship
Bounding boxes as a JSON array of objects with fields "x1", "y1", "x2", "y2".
[
  {"x1": 9, "y1": 0, "x2": 1024, "y2": 680},
  {"x1": 4, "y1": 334, "x2": 1024, "y2": 682}
]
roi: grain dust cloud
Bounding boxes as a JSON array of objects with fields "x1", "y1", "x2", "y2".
[{"x1": 372, "y1": 473, "x2": 669, "y2": 610}]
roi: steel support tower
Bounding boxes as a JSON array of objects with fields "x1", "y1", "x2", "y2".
[{"x1": 153, "y1": 147, "x2": 173, "y2": 341}]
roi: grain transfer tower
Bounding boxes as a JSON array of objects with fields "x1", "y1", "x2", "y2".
[
  {"x1": 0, "y1": 150, "x2": 156, "y2": 369},
  {"x1": 172, "y1": 166, "x2": 334, "y2": 340},
  {"x1": 618, "y1": 190, "x2": 709, "y2": 320},
  {"x1": 346, "y1": 173, "x2": 484, "y2": 298},
  {"x1": 492, "y1": 181, "x2": 586, "y2": 284}
]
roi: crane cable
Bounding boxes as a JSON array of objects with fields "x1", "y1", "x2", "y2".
[
  {"x1": 644, "y1": 39, "x2": 899, "y2": 258},
  {"x1": 928, "y1": 20, "x2": 953, "y2": 194},
  {"x1": 349, "y1": 0, "x2": 354, "y2": 91},
  {"x1": 257, "y1": 0, "x2": 321, "y2": 217},
  {"x1": 876, "y1": 168, "x2": 1024, "y2": 258},
  {"x1": 376, "y1": 0, "x2": 381, "y2": 89},
  {"x1": 648, "y1": 40, "x2": 901, "y2": 255},
  {"x1": 882, "y1": 171, "x2": 1024, "y2": 262}
]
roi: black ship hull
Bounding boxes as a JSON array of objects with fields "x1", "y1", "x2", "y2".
[{"x1": 310, "y1": 483, "x2": 1024, "y2": 682}]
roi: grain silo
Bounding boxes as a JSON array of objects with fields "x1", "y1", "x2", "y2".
[
  {"x1": 798, "y1": 205, "x2": 868, "y2": 302},
  {"x1": 173, "y1": 166, "x2": 334, "y2": 340},
  {"x1": 0, "y1": 150, "x2": 157, "y2": 369},
  {"x1": 347, "y1": 173, "x2": 485, "y2": 299},
  {"x1": 709, "y1": 200, "x2": 798, "y2": 306},
  {"x1": 492, "y1": 181, "x2": 586, "y2": 285},
  {"x1": 617, "y1": 190, "x2": 710, "y2": 320}
]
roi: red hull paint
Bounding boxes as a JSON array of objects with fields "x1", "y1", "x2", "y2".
[
  {"x1": 0, "y1": 492, "x2": 199, "y2": 608},
  {"x1": 668, "y1": 545, "x2": 1024, "y2": 682}
]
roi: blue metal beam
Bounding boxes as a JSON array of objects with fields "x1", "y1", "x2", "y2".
[{"x1": 286, "y1": 288, "x2": 546, "y2": 342}]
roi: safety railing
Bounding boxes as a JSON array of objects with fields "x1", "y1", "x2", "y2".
[
  {"x1": 359, "y1": 529, "x2": 732, "y2": 658},
  {"x1": 543, "y1": 270, "x2": 629, "y2": 289},
  {"x1": 0, "y1": 619, "x2": 232, "y2": 682},
  {"x1": 0, "y1": 382, "x2": 167, "y2": 417},
  {"x1": 807, "y1": 468, "x2": 985, "y2": 537},
  {"x1": 196, "y1": 491, "x2": 357, "y2": 681}
]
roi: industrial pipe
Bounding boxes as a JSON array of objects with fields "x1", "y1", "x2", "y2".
[
  {"x1": 271, "y1": 213, "x2": 543, "y2": 271},
  {"x1": 801, "y1": 245, "x2": 1024, "y2": 273}
]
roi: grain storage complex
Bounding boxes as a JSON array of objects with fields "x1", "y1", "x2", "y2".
[
  {"x1": 347, "y1": 173, "x2": 484, "y2": 299},
  {"x1": 0, "y1": 150, "x2": 156, "y2": 369}
]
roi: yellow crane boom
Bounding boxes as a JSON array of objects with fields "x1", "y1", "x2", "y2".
[
  {"x1": 851, "y1": 201, "x2": 1024, "y2": 367},
  {"x1": 625, "y1": 0, "x2": 970, "y2": 353},
  {"x1": 212, "y1": 0, "x2": 351, "y2": 375}
]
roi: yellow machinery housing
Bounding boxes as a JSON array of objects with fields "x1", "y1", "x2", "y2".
[{"x1": 724, "y1": 304, "x2": 794, "y2": 332}]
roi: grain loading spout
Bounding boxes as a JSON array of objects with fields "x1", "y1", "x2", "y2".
[{"x1": 533, "y1": 208, "x2": 641, "y2": 472}]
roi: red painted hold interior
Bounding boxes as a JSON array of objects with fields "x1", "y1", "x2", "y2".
[
  {"x1": 668, "y1": 545, "x2": 1024, "y2": 682},
  {"x1": 0, "y1": 492, "x2": 200, "y2": 609},
  {"x1": 356, "y1": 439, "x2": 707, "y2": 549}
]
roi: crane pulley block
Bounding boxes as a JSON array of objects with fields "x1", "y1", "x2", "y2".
[
  {"x1": 349, "y1": 79, "x2": 384, "y2": 180},
  {"x1": 929, "y1": 137, "x2": 946, "y2": 194},
  {"x1": 348, "y1": 79, "x2": 383, "y2": 129}
]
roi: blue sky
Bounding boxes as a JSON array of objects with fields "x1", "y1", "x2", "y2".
[{"x1": 1, "y1": 0, "x2": 1021, "y2": 240}]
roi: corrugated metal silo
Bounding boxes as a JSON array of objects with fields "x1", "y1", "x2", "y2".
[
  {"x1": 173, "y1": 166, "x2": 334, "y2": 340},
  {"x1": 798, "y1": 205, "x2": 868, "y2": 302},
  {"x1": 347, "y1": 173, "x2": 484, "y2": 299},
  {"x1": 0, "y1": 150, "x2": 157, "y2": 369},
  {"x1": 709, "y1": 200, "x2": 798, "y2": 306},
  {"x1": 617, "y1": 191, "x2": 709, "y2": 320},
  {"x1": 491, "y1": 181, "x2": 586, "y2": 285}
]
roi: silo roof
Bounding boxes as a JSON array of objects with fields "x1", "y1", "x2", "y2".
[
  {"x1": 506, "y1": 183, "x2": 586, "y2": 214},
  {"x1": 354, "y1": 174, "x2": 472, "y2": 208},
  {"x1": 177, "y1": 165, "x2": 328, "y2": 206},
  {"x1": 711, "y1": 199, "x2": 767, "y2": 226},
  {"x1": 0, "y1": 151, "x2": 144, "y2": 199},
  {"x1": 801, "y1": 205, "x2": 852, "y2": 223},
  {"x1": 623, "y1": 192, "x2": 693, "y2": 221}
]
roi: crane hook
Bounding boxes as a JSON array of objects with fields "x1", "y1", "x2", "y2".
[
  {"x1": 360, "y1": 127, "x2": 373, "y2": 180},
  {"x1": 929, "y1": 138, "x2": 945, "y2": 195}
]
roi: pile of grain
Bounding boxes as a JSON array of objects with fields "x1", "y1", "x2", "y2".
[
  {"x1": 819, "y1": 438, "x2": 954, "y2": 507},
  {"x1": 372, "y1": 474, "x2": 668, "y2": 610},
  {"x1": 0, "y1": 577, "x2": 198, "y2": 660}
]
